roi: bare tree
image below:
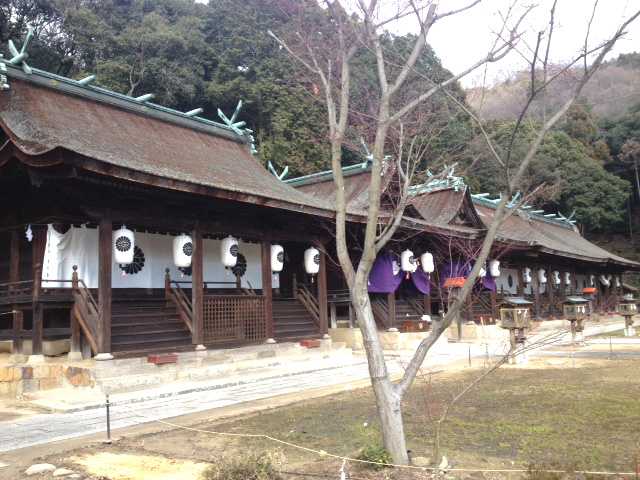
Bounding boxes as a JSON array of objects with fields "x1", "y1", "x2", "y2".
[{"x1": 271, "y1": 0, "x2": 640, "y2": 465}]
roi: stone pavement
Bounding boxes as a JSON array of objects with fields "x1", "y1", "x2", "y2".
[{"x1": 0, "y1": 319, "x2": 625, "y2": 455}]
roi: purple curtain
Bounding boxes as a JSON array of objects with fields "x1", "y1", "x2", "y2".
[
  {"x1": 440, "y1": 261, "x2": 471, "y2": 287},
  {"x1": 411, "y1": 269, "x2": 431, "y2": 294},
  {"x1": 482, "y1": 275, "x2": 497, "y2": 291},
  {"x1": 368, "y1": 253, "x2": 403, "y2": 293}
]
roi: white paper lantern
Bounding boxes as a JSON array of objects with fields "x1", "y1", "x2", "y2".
[
  {"x1": 590, "y1": 274, "x2": 595, "y2": 286},
  {"x1": 304, "y1": 247, "x2": 320, "y2": 275},
  {"x1": 615, "y1": 276, "x2": 622, "y2": 288},
  {"x1": 221, "y1": 236, "x2": 239, "y2": 268},
  {"x1": 538, "y1": 268, "x2": 547, "y2": 284},
  {"x1": 489, "y1": 259, "x2": 500, "y2": 277},
  {"x1": 564, "y1": 272, "x2": 571, "y2": 286},
  {"x1": 599, "y1": 275, "x2": 610, "y2": 287},
  {"x1": 113, "y1": 226, "x2": 135, "y2": 265},
  {"x1": 420, "y1": 252, "x2": 434, "y2": 273},
  {"x1": 479, "y1": 266, "x2": 487, "y2": 278},
  {"x1": 271, "y1": 244, "x2": 284, "y2": 273},
  {"x1": 523, "y1": 267, "x2": 532, "y2": 284},
  {"x1": 400, "y1": 249, "x2": 417, "y2": 273},
  {"x1": 173, "y1": 234, "x2": 193, "y2": 268},
  {"x1": 552, "y1": 270, "x2": 561, "y2": 285}
]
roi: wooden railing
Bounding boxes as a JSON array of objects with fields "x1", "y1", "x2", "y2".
[
  {"x1": 0, "y1": 280, "x2": 34, "y2": 305},
  {"x1": 203, "y1": 295, "x2": 266, "y2": 344},
  {"x1": 371, "y1": 297, "x2": 391, "y2": 329},
  {"x1": 165, "y1": 270, "x2": 194, "y2": 334},
  {"x1": 296, "y1": 284, "x2": 320, "y2": 327},
  {"x1": 71, "y1": 266, "x2": 100, "y2": 354}
]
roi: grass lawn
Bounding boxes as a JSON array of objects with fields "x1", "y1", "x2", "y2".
[
  {"x1": 42, "y1": 357, "x2": 640, "y2": 479},
  {"x1": 594, "y1": 328, "x2": 640, "y2": 338}
]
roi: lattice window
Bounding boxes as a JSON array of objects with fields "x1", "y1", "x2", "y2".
[{"x1": 203, "y1": 295, "x2": 266, "y2": 344}]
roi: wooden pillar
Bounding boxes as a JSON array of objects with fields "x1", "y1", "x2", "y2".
[
  {"x1": 547, "y1": 265, "x2": 554, "y2": 318},
  {"x1": 31, "y1": 226, "x2": 47, "y2": 357},
  {"x1": 192, "y1": 225, "x2": 204, "y2": 347},
  {"x1": 69, "y1": 308, "x2": 81, "y2": 356},
  {"x1": 97, "y1": 218, "x2": 112, "y2": 357},
  {"x1": 387, "y1": 291, "x2": 396, "y2": 330},
  {"x1": 12, "y1": 310, "x2": 23, "y2": 355},
  {"x1": 317, "y1": 249, "x2": 328, "y2": 336},
  {"x1": 532, "y1": 269, "x2": 540, "y2": 320},
  {"x1": 516, "y1": 267, "x2": 524, "y2": 296},
  {"x1": 9, "y1": 230, "x2": 20, "y2": 285},
  {"x1": 423, "y1": 292, "x2": 432, "y2": 316},
  {"x1": 261, "y1": 241, "x2": 274, "y2": 341},
  {"x1": 490, "y1": 288, "x2": 497, "y2": 323}
]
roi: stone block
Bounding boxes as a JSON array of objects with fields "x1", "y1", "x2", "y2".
[
  {"x1": 64, "y1": 367, "x2": 93, "y2": 387},
  {"x1": 22, "y1": 379, "x2": 40, "y2": 393},
  {"x1": 40, "y1": 378, "x2": 62, "y2": 390},
  {"x1": 0, "y1": 382, "x2": 16, "y2": 397},
  {"x1": 257, "y1": 350, "x2": 276, "y2": 359},
  {"x1": 49, "y1": 365, "x2": 63, "y2": 377},
  {"x1": 33, "y1": 366, "x2": 50, "y2": 379},
  {"x1": 25, "y1": 464, "x2": 56, "y2": 476},
  {"x1": 0, "y1": 367, "x2": 15, "y2": 382},
  {"x1": 21, "y1": 366, "x2": 33, "y2": 379}
]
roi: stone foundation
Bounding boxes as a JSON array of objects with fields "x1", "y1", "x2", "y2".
[
  {"x1": 0, "y1": 338, "x2": 350, "y2": 400},
  {"x1": 446, "y1": 323, "x2": 509, "y2": 343},
  {"x1": 0, "y1": 339, "x2": 70, "y2": 356},
  {"x1": 0, "y1": 362, "x2": 94, "y2": 398},
  {"x1": 329, "y1": 327, "x2": 449, "y2": 352}
]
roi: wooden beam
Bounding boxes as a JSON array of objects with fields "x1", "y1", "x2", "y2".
[
  {"x1": 516, "y1": 267, "x2": 524, "y2": 296},
  {"x1": 70, "y1": 307, "x2": 81, "y2": 356},
  {"x1": 547, "y1": 265, "x2": 554, "y2": 319},
  {"x1": 31, "y1": 225, "x2": 47, "y2": 356},
  {"x1": 97, "y1": 217, "x2": 112, "y2": 355},
  {"x1": 261, "y1": 241, "x2": 274, "y2": 341},
  {"x1": 317, "y1": 249, "x2": 328, "y2": 336},
  {"x1": 192, "y1": 224, "x2": 204, "y2": 346}
]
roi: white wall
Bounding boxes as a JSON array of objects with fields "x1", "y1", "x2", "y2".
[{"x1": 41, "y1": 226, "x2": 267, "y2": 289}]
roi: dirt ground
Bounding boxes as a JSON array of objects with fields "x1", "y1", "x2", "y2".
[{"x1": 4, "y1": 352, "x2": 640, "y2": 480}]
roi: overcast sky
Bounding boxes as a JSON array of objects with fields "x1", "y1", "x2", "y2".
[{"x1": 381, "y1": 0, "x2": 640, "y2": 87}]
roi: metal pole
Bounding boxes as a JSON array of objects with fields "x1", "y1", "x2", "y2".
[
  {"x1": 609, "y1": 336, "x2": 613, "y2": 360},
  {"x1": 468, "y1": 344, "x2": 472, "y2": 367},
  {"x1": 105, "y1": 394, "x2": 112, "y2": 444}
]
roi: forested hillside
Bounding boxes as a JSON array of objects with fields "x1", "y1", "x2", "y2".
[{"x1": 1, "y1": 0, "x2": 638, "y2": 247}]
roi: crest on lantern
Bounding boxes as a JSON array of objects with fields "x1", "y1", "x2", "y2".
[
  {"x1": 221, "y1": 236, "x2": 239, "y2": 268},
  {"x1": 552, "y1": 270, "x2": 561, "y2": 285},
  {"x1": 599, "y1": 275, "x2": 611, "y2": 287},
  {"x1": 401, "y1": 250, "x2": 417, "y2": 277},
  {"x1": 271, "y1": 244, "x2": 284, "y2": 273},
  {"x1": 113, "y1": 226, "x2": 135, "y2": 265},
  {"x1": 304, "y1": 247, "x2": 320, "y2": 275},
  {"x1": 564, "y1": 272, "x2": 571, "y2": 286},
  {"x1": 523, "y1": 267, "x2": 532, "y2": 284},
  {"x1": 173, "y1": 234, "x2": 193, "y2": 268}
]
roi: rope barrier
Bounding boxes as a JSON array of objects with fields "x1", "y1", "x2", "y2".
[{"x1": 114, "y1": 401, "x2": 637, "y2": 475}]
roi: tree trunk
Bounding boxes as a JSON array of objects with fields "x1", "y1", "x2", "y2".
[{"x1": 351, "y1": 282, "x2": 409, "y2": 464}]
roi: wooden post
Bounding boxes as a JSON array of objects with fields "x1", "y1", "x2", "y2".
[
  {"x1": 164, "y1": 268, "x2": 171, "y2": 299},
  {"x1": 317, "y1": 249, "x2": 328, "y2": 336},
  {"x1": 547, "y1": 265, "x2": 554, "y2": 319},
  {"x1": 424, "y1": 292, "x2": 432, "y2": 316},
  {"x1": 69, "y1": 308, "x2": 81, "y2": 357},
  {"x1": 192, "y1": 225, "x2": 204, "y2": 347},
  {"x1": 292, "y1": 273, "x2": 298, "y2": 299},
  {"x1": 532, "y1": 269, "x2": 540, "y2": 320},
  {"x1": 490, "y1": 288, "x2": 497, "y2": 323},
  {"x1": 9, "y1": 230, "x2": 20, "y2": 285},
  {"x1": 387, "y1": 291, "x2": 396, "y2": 330},
  {"x1": 261, "y1": 241, "x2": 274, "y2": 342},
  {"x1": 97, "y1": 218, "x2": 112, "y2": 358},
  {"x1": 31, "y1": 225, "x2": 47, "y2": 357},
  {"x1": 516, "y1": 267, "x2": 524, "y2": 296},
  {"x1": 12, "y1": 309, "x2": 23, "y2": 356}
]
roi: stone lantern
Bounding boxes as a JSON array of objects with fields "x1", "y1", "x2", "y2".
[
  {"x1": 563, "y1": 296, "x2": 589, "y2": 343},
  {"x1": 617, "y1": 294, "x2": 638, "y2": 336},
  {"x1": 499, "y1": 297, "x2": 533, "y2": 364}
]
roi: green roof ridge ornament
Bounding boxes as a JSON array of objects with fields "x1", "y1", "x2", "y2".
[
  {"x1": 268, "y1": 161, "x2": 289, "y2": 180},
  {"x1": 134, "y1": 93, "x2": 155, "y2": 103},
  {"x1": 77, "y1": 75, "x2": 96, "y2": 86},
  {"x1": 218, "y1": 100, "x2": 257, "y2": 154},
  {"x1": 8, "y1": 26, "x2": 34, "y2": 74},
  {"x1": 184, "y1": 108, "x2": 203, "y2": 117}
]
